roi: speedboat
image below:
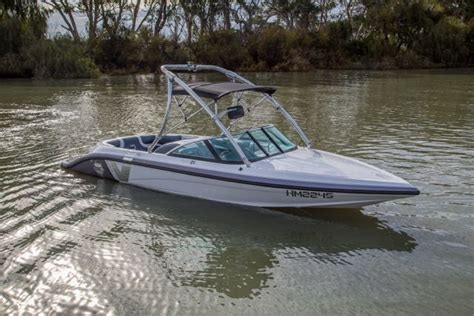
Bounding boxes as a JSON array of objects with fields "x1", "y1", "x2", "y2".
[{"x1": 62, "y1": 64, "x2": 420, "y2": 208}]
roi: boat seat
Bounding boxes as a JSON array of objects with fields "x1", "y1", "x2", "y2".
[
  {"x1": 108, "y1": 139, "x2": 122, "y2": 148},
  {"x1": 120, "y1": 136, "x2": 147, "y2": 151},
  {"x1": 107, "y1": 135, "x2": 185, "y2": 151},
  {"x1": 139, "y1": 135, "x2": 156, "y2": 145}
]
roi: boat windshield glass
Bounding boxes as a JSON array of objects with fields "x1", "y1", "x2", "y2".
[
  {"x1": 171, "y1": 141, "x2": 215, "y2": 160},
  {"x1": 208, "y1": 137, "x2": 242, "y2": 162},
  {"x1": 248, "y1": 129, "x2": 280, "y2": 156},
  {"x1": 208, "y1": 126, "x2": 295, "y2": 162},
  {"x1": 234, "y1": 133, "x2": 266, "y2": 160},
  {"x1": 263, "y1": 126, "x2": 296, "y2": 152}
]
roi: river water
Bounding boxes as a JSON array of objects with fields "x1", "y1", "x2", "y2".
[{"x1": 0, "y1": 70, "x2": 473, "y2": 314}]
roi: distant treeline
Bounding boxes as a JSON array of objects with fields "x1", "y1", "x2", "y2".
[{"x1": 1, "y1": 0, "x2": 473, "y2": 79}]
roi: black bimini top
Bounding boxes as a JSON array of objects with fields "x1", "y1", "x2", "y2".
[{"x1": 172, "y1": 81, "x2": 276, "y2": 100}]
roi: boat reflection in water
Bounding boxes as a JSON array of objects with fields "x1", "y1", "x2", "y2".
[
  {"x1": 92, "y1": 178, "x2": 416, "y2": 299},
  {"x1": 0, "y1": 170, "x2": 418, "y2": 314}
]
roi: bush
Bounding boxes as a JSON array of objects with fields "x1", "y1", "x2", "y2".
[
  {"x1": 0, "y1": 14, "x2": 98, "y2": 79},
  {"x1": 430, "y1": 16, "x2": 470, "y2": 66},
  {"x1": 0, "y1": 53, "x2": 28, "y2": 77},
  {"x1": 94, "y1": 35, "x2": 144, "y2": 73},
  {"x1": 395, "y1": 49, "x2": 427, "y2": 68},
  {"x1": 146, "y1": 36, "x2": 189, "y2": 71},
  {"x1": 468, "y1": 18, "x2": 474, "y2": 64},
  {"x1": 0, "y1": 14, "x2": 43, "y2": 77},
  {"x1": 22, "y1": 37, "x2": 100, "y2": 79},
  {"x1": 192, "y1": 30, "x2": 250, "y2": 70},
  {"x1": 248, "y1": 26, "x2": 288, "y2": 69}
]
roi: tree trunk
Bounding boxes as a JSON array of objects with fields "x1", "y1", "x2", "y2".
[
  {"x1": 153, "y1": 0, "x2": 169, "y2": 36},
  {"x1": 132, "y1": 0, "x2": 141, "y2": 32},
  {"x1": 222, "y1": 0, "x2": 231, "y2": 30}
]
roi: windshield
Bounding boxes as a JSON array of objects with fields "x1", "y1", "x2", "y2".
[
  {"x1": 208, "y1": 126, "x2": 296, "y2": 162},
  {"x1": 248, "y1": 129, "x2": 280, "y2": 156},
  {"x1": 263, "y1": 126, "x2": 296, "y2": 152}
]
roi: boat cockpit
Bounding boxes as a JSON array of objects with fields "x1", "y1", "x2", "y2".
[
  {"x1": 106, "y1": 134, "x2": 194, "y2": 154},
  {"x1": 105, "y1": 125, "x2": 297, "y2": 163}
]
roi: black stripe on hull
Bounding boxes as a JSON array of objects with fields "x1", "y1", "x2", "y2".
[
  {"x1": 62, "y1": 158, "x2": 115, "y2": 180},
  {"x1": 61, "y1": 154, "x2": 420, "y2": 196}
]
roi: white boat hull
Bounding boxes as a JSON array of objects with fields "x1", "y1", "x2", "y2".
[
  {"x1": 99, "y1": 160, "x2": 410, "y2": 208},
  {"x1": 62, "y1": 141, "x2": 419, "y2": 209}
]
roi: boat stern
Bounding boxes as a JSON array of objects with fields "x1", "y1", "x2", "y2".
[{"x1": 61, "y1": 154, "x2": 116, "y2": 180}]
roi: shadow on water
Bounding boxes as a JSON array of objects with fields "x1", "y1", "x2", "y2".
[{"x1": 90, "y1": 178, "x2": 417, "y2": 299}]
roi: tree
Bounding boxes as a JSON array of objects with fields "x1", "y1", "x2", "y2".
[
  {"x1": 44, "y1": 0, "x2": 80, "y2": 41},
  {"x1": 232, "y1": 0, "x2": 264, "y2": 34},
  {"x1": 81, "y1": 0, "x2": 101, "y2": 46},
  {"x1": 100, "y1": 0, "x2": 127, "y2": 38}
]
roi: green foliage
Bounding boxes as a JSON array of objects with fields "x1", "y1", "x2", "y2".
[
  {"x1": 146, "y1": 36, "x2": 189, "y2": 70},
  {"x1": 468, "y1": 18, "x2": 474, "y2": 64},
  {"x1": 95, "y1": 30, "x2": 189, "y2": 74},
  {"x1": 0, "y1": 8, "x2": 98, "y2": 79},
  {"x1": 0, "y1": 53, "x2": 26, "y2": 77},
  {"x1": 193, "y1": 30, "x2": 250, "y2": 70},
  {"x1": 0, "y1": 12, "x2": 47, "y2": 77},
  {"x1": 95, "y1": 35, "x2": 145, "y2": 72},
  {"x1": 429, "y1": 16, "x2": 470, "y2": 65},
  {"x1": 0, "y1": 0, "x2": 473, "y2": 78},
  {"x1": 253, "y1": 26, "x2": 287, "y2": 68},
  {"x1": 23, "y1": 37, "x2": 100, "y2": 79}
]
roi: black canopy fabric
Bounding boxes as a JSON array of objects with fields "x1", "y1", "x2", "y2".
[{"x1": 172, "y1": 81, "x2": 276, "y2": 100}]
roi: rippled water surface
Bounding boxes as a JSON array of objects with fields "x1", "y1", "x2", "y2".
[{"x1": 1, "y1": 70, "x2": 473, "y2": 314}]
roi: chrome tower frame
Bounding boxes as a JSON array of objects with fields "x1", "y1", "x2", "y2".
[{"x1": 149, "y1": 64, "x2": 312, "y2": 167}]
